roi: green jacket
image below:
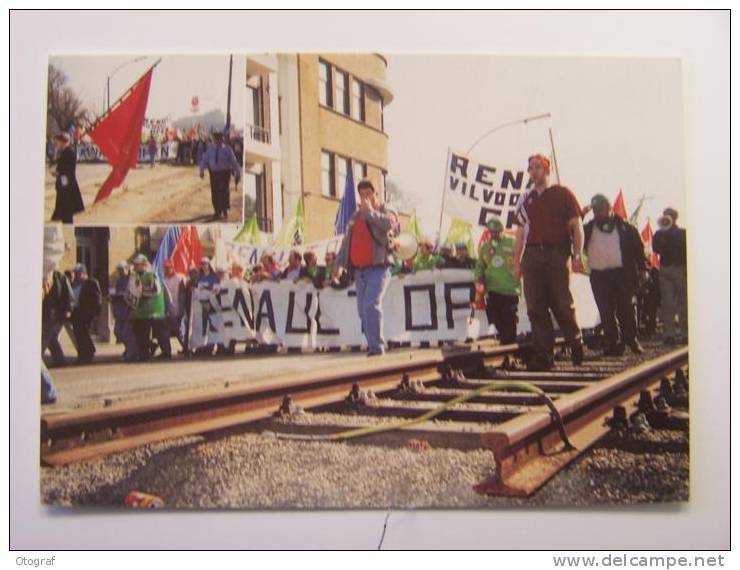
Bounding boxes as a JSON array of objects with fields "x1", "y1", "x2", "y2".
[
  {"x1": 474, "y1": 235, "x2": 520, "y2": 297},
  {"x1": 132, "y1": 270, "x2": 165, "y2": 320},
  {"x1": 412, "y1": 253, "x2": 443, "y2": 273}
]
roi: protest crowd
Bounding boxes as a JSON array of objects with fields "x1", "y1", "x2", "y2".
[
  {"x1": 42, "y1": 162, "x2": 687, "y2": 403},
  {"x1": 47, "y1": 126, "x2": 245, "y2": 223}
]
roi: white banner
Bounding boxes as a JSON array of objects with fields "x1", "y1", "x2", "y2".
[
  {"x1": 187, "y1": 269, "x2": 600, "y2": 350},
  {"x1": 443, "y1": 148, "x2": 532, "y2": 230},
  {"x1": 215, "y1": 235, "x2": 345, "y2": 270}
]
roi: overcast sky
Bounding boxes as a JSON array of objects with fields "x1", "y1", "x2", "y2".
[
  {"x1": 384, "y1": 54, "x2": 686, "y2": 237},
  {"x1": 49, "y1": 54, "x2": 244, "y2": 125}
]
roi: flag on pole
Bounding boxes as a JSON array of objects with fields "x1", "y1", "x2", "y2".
[
  {"x1": 153, "y1": 225, "x2": 204, "y2": 280},
  {"x1": 408, "y1": 209, "x2": 423, "y2": 242},
  {"x1": 88, "y1": 67, "x2": 155, "y2": 203},
  {"x1": 613, "y1": 190, "x2": 628, "y2": 220},
  {"x1": 629, "y1": 198, "x2": 645, "y2": 226},
  {"x1": 152, "y1": 226, "x2": 181, "y2": 281},
  {"x1": 334, "y1": 169, "x2": 356, "y2": 235},
  {"x1": 171, "y1": 225, "x2": 204, "y2": 275},
  {"x1": 641, "y1": 219, "x2": 659, "y2": 268},
  {"x1": 444, "y1": 217, "x2": 476, "y2": 255},
  {"x1": 274, "y1": 197, "x2": 305, "y2": 248},
  {"x1": 233, "y1": 213, "x2": 263, "y2": 245}
]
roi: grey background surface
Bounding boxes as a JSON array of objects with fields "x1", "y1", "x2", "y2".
[{"x1": 9, "y1": 9, "x2": 730, "y2": 550}]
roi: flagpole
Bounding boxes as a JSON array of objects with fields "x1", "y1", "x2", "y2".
[
  {"x1": 86, "y1": 58, "x2": 162, "y2": 134},
  {"x1": 435, "y1": 147, "x2": 452, "y2": 244},
  {"x1": 225, "y1": 54, "x2": 233, "y2": 134},
  {"x1": 548, "y1": 127, "x2": 561, "y2": 185}
]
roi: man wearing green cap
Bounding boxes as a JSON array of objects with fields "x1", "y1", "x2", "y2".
[
  {"x1": 129, "y1": 254, "x2": 171, "y2": 361},
  {"x1": 584, "y1": 194, "x2": 647, "y2": 355},
  {"x1": 475, "y1": 218, "x2": 520, "y2": 345}
]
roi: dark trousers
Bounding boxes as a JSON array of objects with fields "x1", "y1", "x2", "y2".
[
  {"x1": 521, "y1": 246, "x2": 582, "y2": 363},
  {"x1": 166, "y1": 315, "x2": 185, "y2": 350},
  {"x1": 208, "y1": 170, "x2": 231, "y2": 216},
  {"x1": 589, "y1": 268, "x2": 638, "y2": 349},
  {"x1": 71, "y1": 314, "x2": 96, "y2": 362},
  {"x1": 485, "y1": 291, "x2": 519, "y2": 345},
  {"x1": 41, "y1": 317, "x2": 66, "y2": 366},
  {"x1": 133, "y1": 318, "x2": 171, "y2": 359},
  {"x1": 639, "y1": 294, "x2": 659, "y2": 336}
]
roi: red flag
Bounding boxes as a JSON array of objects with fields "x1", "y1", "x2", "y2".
[
  {"x1": 641, "y1": 221, "x2": 660, "y2": 268},
  {"x1": 613, "y1": 190, "x2": 628, "y2": 220},
  {"x1": 88, "y1": 68, "x2": 154, "y2": 203},
  {"x1": 171, "y1": 226, "x2": 203, "y2": 275}
]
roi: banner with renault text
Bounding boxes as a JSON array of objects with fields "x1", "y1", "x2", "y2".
[
  {"x1": 187, "y1": 269, "x2": 600, "y2": 350},
  {"x1": 443, "y1": 148, "x2": 533, "y2": 230}
]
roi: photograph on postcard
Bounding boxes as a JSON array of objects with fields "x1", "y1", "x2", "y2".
[
  {"x1": 45, "y1": 54, "x2": 245, "y2": 225},
  {"x1": 41, "y1": 53, "x2": 688, "y2": 509}
]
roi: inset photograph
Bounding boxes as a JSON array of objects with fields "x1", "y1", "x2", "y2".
[{"x1": 45, "y1": 55, "x2": 245, "y2": 225}]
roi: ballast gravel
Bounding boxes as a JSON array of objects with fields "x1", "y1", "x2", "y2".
[
  {"x1": 41, "y1": 340, "x2": 688, "y2": 508},
  {"x1": 41, "y1": 423, "x2": 688, "y2": 509}
]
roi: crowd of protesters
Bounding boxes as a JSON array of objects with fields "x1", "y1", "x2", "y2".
[
  {"x1": 145, "y1": 131, "x2": 244, "y2": 170},
  {"x1": 41, "y1": 174, "x2": 686, "y2": 374}
]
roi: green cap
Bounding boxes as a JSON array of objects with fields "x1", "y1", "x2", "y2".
[
  {"x1": 486, "y1": 218, "x2": 504, "y2": 232},
  {"x1": 590, "y1": 194, "x2": 610, "y2": 209}
]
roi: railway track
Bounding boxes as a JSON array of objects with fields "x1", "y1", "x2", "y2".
[{"x1": 40, "y1": 340, "x2": 689, "y2": 498}]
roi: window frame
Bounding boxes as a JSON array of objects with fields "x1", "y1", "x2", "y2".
[
  {"x1": 321, "y1": 150, "x2": 336, "y2": 198},
  {"x1": 335, "y1": 155, "x2": 351, "y2": 199},
  {"x1": 333, "y1": 67, "x2": 350, "y2": 115},
  {"x1": 351, "y1": 78, "x2": 365, "y2": 122},
  {"x1": 318, "y1": 59, "x2": 333, "y2": 108}
]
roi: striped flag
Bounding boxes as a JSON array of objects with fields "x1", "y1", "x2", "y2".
[{"x1": 152, "y1": 225, "x2": 203, "y2": 280}]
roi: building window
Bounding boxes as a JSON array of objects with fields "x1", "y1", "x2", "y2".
[
  {"x1": 318, "y1": 60, "x2": 332, "y2": 107},
  {"x1": 335, "y1": 155, "x2": 351, "y2": 198},
  {"x1": 278, "y1": 95, "x2": 282, "y2": 136},
  {"x1": 321, "y1": 151, "x2": 335, "y2": 197},
  {"x1": 334, "y1": 69, "x2": 349, "y2": 115},
  {"x1": 253, "y1": 171, "x2": 273, "y2": 232},
  {"x1": 352, "y1": 160, "x2": 367, "y2": 186},
  {"x1": 351, "y1": 79, "x2": 365, "y2": 122},
  {"x1": 247, "y1": 82, "x2": 269, "y2": 143}
]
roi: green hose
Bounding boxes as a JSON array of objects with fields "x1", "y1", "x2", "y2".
[{"x1": 264, "y1": 379, "x2": 574, "y2": 450}]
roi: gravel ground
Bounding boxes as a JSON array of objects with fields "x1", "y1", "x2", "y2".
[
  {"x1": 41, "y1": 421, "x2": 688, "y2": 509},
  {"x1": 40, "y1": 339, "x2": 689, "y2": 509}
]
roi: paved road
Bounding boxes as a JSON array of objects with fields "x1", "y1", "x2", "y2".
[
  {"x1": 44, "y1": 162, "x2": 243, "y2": 224},
  {"x1": 43, "y1": 348, "x2": 375, "y2": 412}
]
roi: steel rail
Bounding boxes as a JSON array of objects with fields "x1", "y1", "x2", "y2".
[
  {"x1": 40, "y1": 340, "x2": 521, "y2": 466},
  {"x1": 474, "y1": 346, "x2": 689, "y2": 497}
]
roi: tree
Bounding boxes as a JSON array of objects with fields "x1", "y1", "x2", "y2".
[
  {"x1": 385, "y1": 177, "x2": 413, "y2": 213},
  {"x1": 46, "y1": 64, "x2": 89, "y2": 139}
]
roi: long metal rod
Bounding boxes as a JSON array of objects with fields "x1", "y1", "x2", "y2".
[
  {"x1": 435, "y1": 147, "x2": 452, "y2": 243},
  {"x1": 437, "y1": 114, "x2": 552, "y2": 241},
  {"x1": 466, "y1": 113, "x2": 552, "y2": 155},
  {"x1": 87, "y1": 58, "x2": 162, "y2": 134},
  {"x1": 548, "y1": 127, "x2": 561, "y2": 184}
]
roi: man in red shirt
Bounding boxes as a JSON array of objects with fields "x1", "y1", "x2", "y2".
[
  {"x1": 512, "y1": 154, "x2": 585, "y2": 370},
  {"x1": 335, "y1": 179, "x2": 399, "y2": 356}
]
